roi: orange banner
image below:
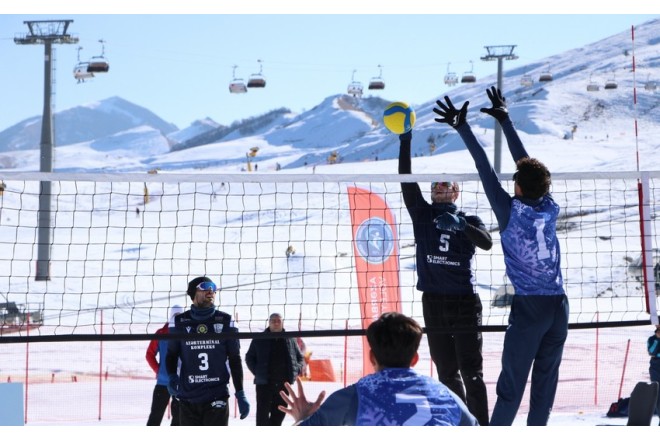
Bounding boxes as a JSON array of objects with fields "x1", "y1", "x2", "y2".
[{"x1": 347, "y1": 186, "x2": 401, "y2": 376}]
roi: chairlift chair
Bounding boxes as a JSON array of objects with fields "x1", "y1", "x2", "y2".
[
  {"x1": 229, "y1": 65, "x2": 247, "y2": 94},
  {"x1": 368, "y1": 64, "x2": 385, "y2": 90},
  {"x1": 347, "y1": 70, "x2": 363, "y2": 97},
  {"x1": 444, "y1": 63, "x2": 458, "y2": 87},
  {"x1": 644, "y1": 74, "x2": 657, "y2": 91},
  {"x1": 604, "y1": 72, "x2": 618, "y2": 90},
  {"x1": 586, "y1": 73, "x2": 600, "y2": 92},
  {"x1": 86, "y1": 39, "x2": 109, "y2": 73},
  {"x1": 247, "y1": 59, "x2": 266, "y2": 88},
  {"x1": 460, "y1": 60, "x2": 476, "y2": 83},
  {"x1": 73, "y1": 46, "x2": 94, "y2": 82},
  {"x1": 74, "y1": 63, "x2": 94, "y2": 82},
  {"x1": 520, "y1": 74, "x2": 533, "y2": 88},
  {"x1": 539, "y1": 71, "x2": 553, "y2": 82}
]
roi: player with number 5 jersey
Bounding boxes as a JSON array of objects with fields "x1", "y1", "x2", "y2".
[{"x1": 433, "y1": 86, "x2": 569, "y2": 426}]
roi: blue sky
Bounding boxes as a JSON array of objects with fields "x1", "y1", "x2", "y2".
[{"x1": 0, "y1": 2, "x2": 657, "y2": 132}]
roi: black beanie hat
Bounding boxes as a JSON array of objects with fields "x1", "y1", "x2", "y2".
[{"x1": 187, "y1": 276, "x2": 214, "y2": 300}]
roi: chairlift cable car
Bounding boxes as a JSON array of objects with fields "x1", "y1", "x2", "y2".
[
  {"x1": 444, "y1": 62, "x2": 458, "y2": 87},
  {"x1": 520, "y1": 72, "x2": 533, "y2": 88},
  {"x1": 347, "y1": 69, "x2": 363, "y2": 98},
  {"x1": 604, "y1": 71, "x2": 618, "y2": 90},
  {"x1": 644, "y1": 73, "x2": 657, "y2": 92},
  {"x1": 586, "y1": 73, "x2": 600, "y2": 92},
  {"x1": 229, "y1": 65, "x2": 247, "y2": 94},
  {"x1": 538, "y1": 66, "x2": 553, "y2": 82},
  {"x1": 73, "y1": 46, "x2": 94, "y2": 83},
  {"x1": 247, "y1": 59, "x2": 266, "y2": 88},
  {"x1": 368, "y1": 64, "x2": 385, "y2": 90},
  {"x1": 460, "y1": 60, "x2": 476, "y2": 83},
  {"x1": 86, "y1": 39, "x2": 110, "y2": 73}
]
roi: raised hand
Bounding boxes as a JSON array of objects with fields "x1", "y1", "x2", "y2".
[
  {"x1": 480, "y1": 86, "x2": 509, "y2": 123},
  {"x1": 278, "y1": 377, "x2": 326, "y2": 425},
  {"x1": 433, "y1": 96, "x2": 469, "y2": 129},
  {"x1": 434, "y1": 212, "x2": 466, "y2": 232}
]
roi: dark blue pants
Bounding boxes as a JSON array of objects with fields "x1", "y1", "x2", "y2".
[
  {"x1": 422, "y1": 292, "x2": 489, "y2": 426},
  {"x1": 650, "y1": 359, "x2": 660, "y2": 424},
  {"x1": 179, "y1": 397, "x2": 229, "y2": 426},
  {"x1": 490, "y1": 294, "x2": 569, "y2": 426},
  {"x1": 146, "y1": 384, "x2": 180, "y2": 426}
]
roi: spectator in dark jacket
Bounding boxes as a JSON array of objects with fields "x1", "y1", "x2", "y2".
[{"x1": 246, "y1": 313, "x2": 305, "y2": 425}]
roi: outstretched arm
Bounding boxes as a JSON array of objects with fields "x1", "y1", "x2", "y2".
[
  {"x1": 463, "y1": 219, "x2": 493, "y2": 251},
  {"x1": 398, "y1": 131, "x2": 428, "y2": 217},
  {"x1": 480, "y1": 86, "x2": 529, "y2": 162},
  {"x1": 433, "y1": 96, "x2": 512, "y2": 230}
]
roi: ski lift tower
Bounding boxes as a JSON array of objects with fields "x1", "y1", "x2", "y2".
[
  {"x1": 15, "y1": 20, "x2": 78, "y2": 281},
  {"x1": 481, "y1": 45, "x2": 518, "y2": 174}
]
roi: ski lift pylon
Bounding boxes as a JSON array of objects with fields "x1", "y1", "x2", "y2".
[
  {"x1": 368, "y1": 64, "x2": 385, "y2": 90},
  {"x1": 247, "y1": 59, "x2": 266, "y2": 88},
  {"x1": 229, "y1": 65, "x2": 247, "y2": 94}
]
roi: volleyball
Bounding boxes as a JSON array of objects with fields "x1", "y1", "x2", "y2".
[{"x1": 383, "y1": 101, "x2": 416, "y2": 134}]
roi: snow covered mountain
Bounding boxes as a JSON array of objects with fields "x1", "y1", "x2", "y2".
[{"x1": 0, "y1": 18, "x2": 658, "y2": 173}]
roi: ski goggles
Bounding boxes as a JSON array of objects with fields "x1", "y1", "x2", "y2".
[
  {"x1": 431, "y1": 181, "x2": 456, "y2": 191},
  {"x1": 196, "y1": 281, "x2": 218, "y2": 292}
]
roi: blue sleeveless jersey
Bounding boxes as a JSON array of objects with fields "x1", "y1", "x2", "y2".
[
  {"x1": 355, "y1": 368, "x2": 462, "y2": 426},
  {"x1": 500, "y1": 197, "x2": 564, "y2": 295}
]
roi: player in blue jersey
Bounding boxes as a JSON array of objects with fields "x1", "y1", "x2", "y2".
[
  {"x1": 165, "y1": 276, "x2": 250, "y2": 425},
  {"x1": 433, "y1": 86, "x2": 569, "y2": 426},
  {"x1": 647, "y1": 325, "x2": 660, "y2": 424},
  {"x1": 398, "y1": 130, "x2": 493, "y2": 425},
  {"x1": 146, "y1": 305, "x2": 183, "y2": 425},
  {"x1": 277, "y1": 312, "x2": 478, "y2": 426}
]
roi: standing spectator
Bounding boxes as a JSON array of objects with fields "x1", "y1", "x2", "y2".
[
  {"x1": 146, "y1": 305, "x2": 183, "y2": 426},
  {"x1": 278, "y1": 312, "x2": 478, "y2": 426},
  {"x1": 433, "y1": 86, "x2": 568, "y2": 425},
  {"x1": 165, "y1": 276, "x2": 250, "y2": 425},
  {"x1": 246, "y1": 313, "x2": 304, "y2": 425},
  {"x1": 397, "y1": 129, "x2": 492, "y2": 425},
  {"x1": 647, "y1": 324, "x2": 660, "y2": 424}
]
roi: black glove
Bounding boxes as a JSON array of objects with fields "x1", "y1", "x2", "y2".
[
  {"x1": 433, "y1": 96, "x2": 469, "y2": 129},
  {"x1": 235, "y1": 390, "x2": 250, "y2": 419},
  {"x1": 399, "y1": 131, "x2": 412, "y2": 141},
  {"x1": 434, "y1": 212, "x2": 466, "y2": 232},
  {"x1": 167, "y1": 374, "x2": 179, "y2": 397},
  {"x1": 480, "y1": 86, "x2": 509, "y2": 123}
]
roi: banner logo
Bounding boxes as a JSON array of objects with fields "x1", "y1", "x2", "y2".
[{"x1": 355, "y1": 217, "x2": 395, "y2": 265}]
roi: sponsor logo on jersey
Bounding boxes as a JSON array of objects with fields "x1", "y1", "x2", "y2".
[{"x1": 196, "y1": 324, "x2": 208, "y2": 334}]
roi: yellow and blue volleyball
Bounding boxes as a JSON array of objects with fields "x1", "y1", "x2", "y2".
[{"x1": 383, "y1": 101, "x2": 416, "y2": 134}]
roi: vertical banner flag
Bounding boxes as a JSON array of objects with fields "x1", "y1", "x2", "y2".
[{"x1": 347, "y1": 186, "x2": 401, "y2": 376}]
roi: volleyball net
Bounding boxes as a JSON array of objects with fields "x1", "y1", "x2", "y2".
[{"x1": 0, "y1": 170, "x2": 657, "y2": 341}]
